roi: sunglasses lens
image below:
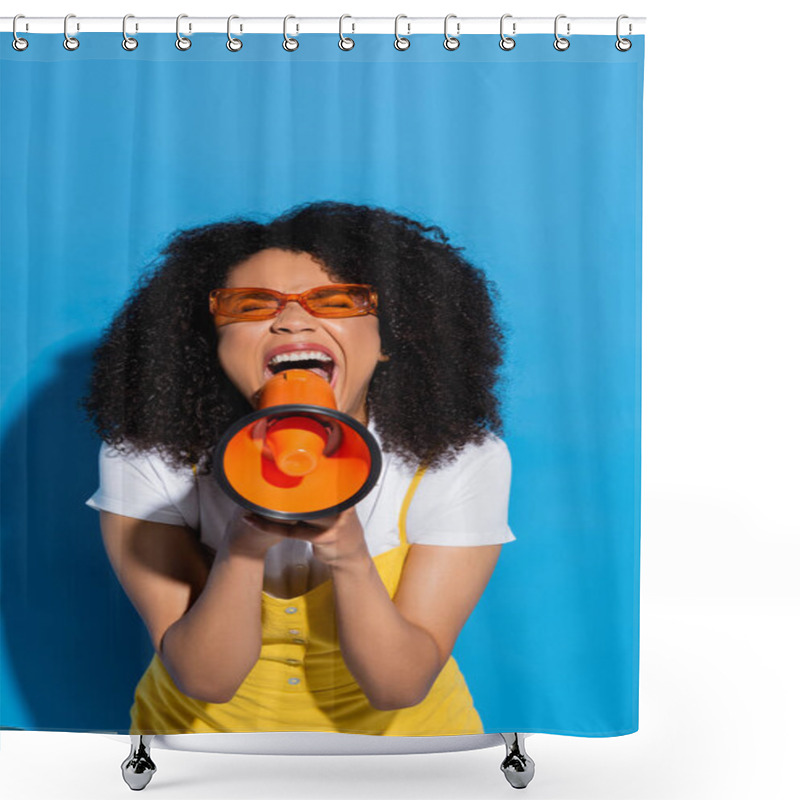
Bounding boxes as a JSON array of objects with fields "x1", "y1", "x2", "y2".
[
  {"x1": 213, "y1": 285, "x2": 374, "y2": 322},
  {"x1": 306, "y1": 286, "x2": 371, "y2": 315},
  {"x1": 219, "y1": 290, "x2": 282, "y2": 317}
]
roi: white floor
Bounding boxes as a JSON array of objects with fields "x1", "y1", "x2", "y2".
[{"x1": 2, "y1": 597, "x2": 798, "y2": 799}]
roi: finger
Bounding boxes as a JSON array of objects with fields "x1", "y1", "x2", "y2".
[
  {"x1": 304, "y1": 512, "x2": 342, "y2": 529},
  {"x1": 242, "y1": 512, "x2": 268, "y2": 529},
  {"x1": 243, "y1": 513, "x2": 292, "y2": 533},
  {"x1": 281, "y1": 526, "x2": 335, "y2": 544}
]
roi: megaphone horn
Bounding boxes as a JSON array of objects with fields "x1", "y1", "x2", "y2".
[{"x1": 213, "y1": 369, "x2": 382, "y2": 522}]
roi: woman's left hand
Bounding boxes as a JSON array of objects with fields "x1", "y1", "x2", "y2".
[{"x1": 287, "y1": 506, "x2": 369, "y2": 567}]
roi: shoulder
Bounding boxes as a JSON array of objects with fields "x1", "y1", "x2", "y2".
[
  {"x1": 96, "y1": 439, "x2": 193, "y2": 484},
  {"x1": 87, "y1": 440, "x2": 197, "y2": 527},
  {"x1": 402, "y1": 432, "x2": 516, "y2": 546},
  {"x1": 425, "y1": 432, "x2": 511, "y2": 485}
]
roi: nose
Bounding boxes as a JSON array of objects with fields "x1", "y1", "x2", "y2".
[{"x1": 270, "y1": 299, "x2": 317, "y2": 331}]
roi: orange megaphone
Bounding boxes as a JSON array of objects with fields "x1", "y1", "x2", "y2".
[{"x1": 213, "y1": 369, "x2": 382, "y2": 521}]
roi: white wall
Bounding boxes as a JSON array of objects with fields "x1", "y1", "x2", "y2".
[{"x1": 2, "y1": 2, "x2": 797, "y2": 798}]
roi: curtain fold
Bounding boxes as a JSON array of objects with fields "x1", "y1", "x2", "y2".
[{"x1": 1, "y1": 32, "x2": 644, "y2": 737}]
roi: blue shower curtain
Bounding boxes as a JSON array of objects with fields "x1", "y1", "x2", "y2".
[{"x1": 0, "y1": 31, "x2": 643, "y2": 737}]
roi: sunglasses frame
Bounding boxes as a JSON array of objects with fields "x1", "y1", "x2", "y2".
[{"x1": 209, "y1": 283, "x2": 379, "y2": 325}]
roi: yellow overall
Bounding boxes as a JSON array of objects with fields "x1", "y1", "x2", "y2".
[{"x1": 130, "y1": 463, "x2": 484, "y2": 736}]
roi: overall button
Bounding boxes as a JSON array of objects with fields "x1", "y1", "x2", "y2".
[
  {"x1": 288, "y1": 677, "x2": 301, "y2": 686},
  {"x1": 285, "y1": 606, "x2": 298, "y2": 615}
]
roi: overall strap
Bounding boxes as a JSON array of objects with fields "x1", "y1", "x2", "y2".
[{"x1": 398, "y1": 462, "x2": 429, "y2": 546}]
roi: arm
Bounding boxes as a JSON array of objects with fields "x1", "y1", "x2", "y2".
[
  {"x1": 99, "y1": 509, "x2": 287, "y2": 704},
  {"x1": 331, "y1": 540, "x2": 502, "y2": 710},
  {"x1": 289, "y1": 507, "x2": 502, "y2": 710}
]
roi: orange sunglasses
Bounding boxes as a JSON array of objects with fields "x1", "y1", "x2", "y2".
[{"x1": 209, "y1": 284, "x2": 379, "y2": 326}]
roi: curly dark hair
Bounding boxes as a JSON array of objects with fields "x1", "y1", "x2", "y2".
[{"x1": 82, "y1": 201, "x2": 507, "y2": 473}]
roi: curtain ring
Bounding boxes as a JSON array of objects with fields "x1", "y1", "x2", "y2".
[
  {"x1": 499, "y1": 14, "x2": 515, "y2": 50},
  {"x1": 616, "y1": 15, "x2": 632, "y2": 51},
  {"x1": 176, "y1": 14, "x2": 191, "y2": 50},
  {"x1": 122, "y1": 14, "x2": 138, "y2": 51},
  {"x1": 227, "y1": 15, "x2": 243, "y2": 51},
  {"x1": 394, "y1": 15, "x2": 410, "y2": 50},
  {"x1": 283, "y1": 15, "x2": 299, "y2": 51},
  {"x1": 443, "y1": 14, "x2": 460, "y2": 51},
  {"x1": 339, "y1": 14, "x2": 355, "y2": 50},
  {"x1": 12, "y1": 14, "x2": 29, "y2": 51},
  {"x1": 64, "y1": 13, "x2": 80, "y2": 51},
  {"x1": 553, "y1": 14, "x2": 570, "y2": 51}
]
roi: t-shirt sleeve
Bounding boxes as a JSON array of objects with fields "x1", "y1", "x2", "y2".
[
  {"x1": 404, "y1": 434, "x2": 516, "y2": 546},
  {"x1": 85, "y1": 441, "x2": 192, "y2": 527}
]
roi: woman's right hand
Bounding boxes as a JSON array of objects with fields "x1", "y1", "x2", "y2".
[{"x1": 223, "y1": 507, "x2": 297, "y2": 560}]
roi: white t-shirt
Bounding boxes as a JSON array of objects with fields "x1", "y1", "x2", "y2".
[{"x1": 85, "y1": 419, "x2": 516, "y2": 596}]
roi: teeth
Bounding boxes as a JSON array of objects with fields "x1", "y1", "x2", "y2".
[{"x1": 269, "y1": 350, "x2": 333, "y2": 367}]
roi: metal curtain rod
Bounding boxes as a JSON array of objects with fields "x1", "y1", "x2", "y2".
[{"x1": 1, "y1": 16, "x2": 646, "y2": 35}]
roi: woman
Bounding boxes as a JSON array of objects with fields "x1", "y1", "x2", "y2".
[{"x1": 83, "y1": 200, "x2": 515, "y2": 735}]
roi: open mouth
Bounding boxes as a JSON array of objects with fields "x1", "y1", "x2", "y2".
[{"x1": 265, "y1": 351, "x2": 338, "y2": 387}]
